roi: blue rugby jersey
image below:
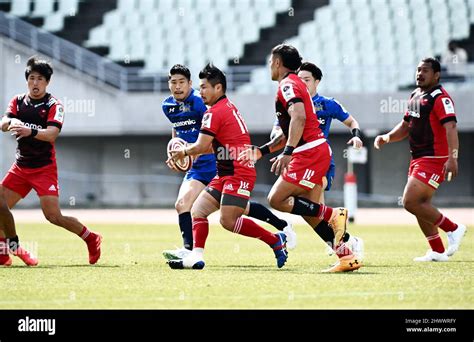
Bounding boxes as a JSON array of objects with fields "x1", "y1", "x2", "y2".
[{"x1": 162, "y1": 89, "x2": 216, "y2": 171}]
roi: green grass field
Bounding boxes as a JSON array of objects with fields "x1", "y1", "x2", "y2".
[{"x1": 1, "y1": 222, "x2": 472, "y2": 309}]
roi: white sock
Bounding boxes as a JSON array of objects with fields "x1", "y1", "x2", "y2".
[{"x1": 191, "y1": 248, "x2": 204, "y2": 259}]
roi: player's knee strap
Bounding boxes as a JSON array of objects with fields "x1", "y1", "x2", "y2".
[
  {"x1": 221, "y1": 194, "x2": 248, "y2": 209},
  {"x1": 205, "y1": 186, "x2": 221, "y2": 203}
]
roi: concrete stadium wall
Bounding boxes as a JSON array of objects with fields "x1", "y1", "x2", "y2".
[
  {"x1": 1, "y1": 133, "x2": 472, "y2": 208},
  {"x1": 1, "y1": 37, "x2": 473, "y2": 208}
]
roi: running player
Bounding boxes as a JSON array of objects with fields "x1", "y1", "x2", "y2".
[
  {"x1": 162, "y1": 65, "x2": 296, "y2": 261},
  {"x1": 0, "y1": 56, "x2": 102, "y2": 265},
  {"x1": 239, "y1": 44, "x2": 362, "y2": 272},
  {"x1": 271, "y1": 62, "x2": 364, "y2": 259},
  {"x1": 374, "y1": 57, "x2": 466, "y2": 261},
  {"x1": 167, "y1": 64, "x2": 288, "y2": 270}
]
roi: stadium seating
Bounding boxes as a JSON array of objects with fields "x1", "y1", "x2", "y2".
[
  {"x1": 84, "y1": 0, "x2": 291, "y2": 74},
  {"x1": 239, "y1": 0, "x2": 474, "y2": 93},
  {"x1": 2, "y1": 0, "x2": 473, "y2": 92},
  {"x1": 8, "y1": 0, "x2": 80, "y2": 32}
]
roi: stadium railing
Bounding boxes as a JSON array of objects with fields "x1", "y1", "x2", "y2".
[{"x1": 0, "y1": 11, "x2": 258, "y2": 92}]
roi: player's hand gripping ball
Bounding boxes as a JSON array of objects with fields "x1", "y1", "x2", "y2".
[{"x1": 167, "y1": 137, "x2": 192, "y2": 172}]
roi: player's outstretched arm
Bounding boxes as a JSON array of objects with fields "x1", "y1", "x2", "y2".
[
  {"x1": 374, "y1": 120, "x2": 409, "y2": 149},
  {"x1": 237, "y1": 129, "x2": 287, "y2": 165}
]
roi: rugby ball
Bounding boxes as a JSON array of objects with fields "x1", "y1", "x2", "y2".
[{"x1": 167, "y1": 137, "x2": 192, "y2": 172}]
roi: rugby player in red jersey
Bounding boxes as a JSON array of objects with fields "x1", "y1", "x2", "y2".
[
  {"x1": 167, "y1": 64, "x2": 288, "y2": 270},
  {"x1": 240, "y1": 44, "x2": 361, "y2": 272},
  {"x1": 375, "y1": 57, "x2": 466, "y2": 261},
  {"x1": 0, "y1": 56, "x2": 102, "y2": 265}
]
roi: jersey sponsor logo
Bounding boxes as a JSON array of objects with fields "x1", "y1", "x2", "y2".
[
  {"x1": 441, "y1": 98, "x2": 455, "y2": 114},
  {"x1": 237, "y1": 181, "x2": 251, "y2": 196},
  {"x1": 281, "y1": 84, "x2": 296, "y2": 102},
  {"x1": 224, "y1": 183, "x2": 234, "y2": 191},
  {"x1": 287, "y1": 172, "x2": 297, "y2": 180},
  {"x1": 172, "y1": 119, "x2": 197, "y2": 128},
  {"x1": 54, "y1": 105, "x2": 64, "y2": 123},
  {"x1": 23, "y1": 122, "x2": 44, "y2": 130},
  {"x1": 237, "y1": 189, "x2": 251, "y2": 197},
  {"x1": 417, "y1": 172, "x2": 427, "y2": 179},
  {"x1": 428, "y1": 174, "x2": 440, "y2": 188},
  {"x1": 168, "y1": 107, "x2": 175, "y2": 113},
  {"x1": 299, "y1": 169, "x2": 316, "y2": 188},
  {"x1": 240, "y1": 181, "x2": 249, "y2": 190},
  {"x1": 202, "y1": 113, "x2": 212, "y2": 129},
  {"x1": 48, "y1": 184, "x2": 57, "y2": 192},
  {"x1": 299, "y1": 179, "x2": 316, "y2": 189},
  {"x1": 179, "y1": 103, "x2": 191, "y2": 113},
  {"x1": 318, "y1": 117, "x2": 326, "y2": 125}
]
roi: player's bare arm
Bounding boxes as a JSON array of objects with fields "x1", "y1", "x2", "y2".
[
  {"x1": 238, "y1": 128, "x2": 287, "y2": 164},
  {"x1": 374, "y1": 120, "x2": 409, "y2": 149},
  {"x1": 285, "y1": 102, "x2": 305, "y2": 147},
  {"x1": 443, "y1": 121, "x2": 459, "y2": 180},
  {"x1": 270, "y1": 102, "x2": 305, "y2": 175},
  {"x1": 343, "y1": 115, "x2": 363, "y2": 149},
  {"x1": 9, "y1": 125, "x2": 59, "y2": 142}
]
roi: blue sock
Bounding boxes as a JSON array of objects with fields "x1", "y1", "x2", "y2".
[
  {"x1": 178, "y1": 212, "x2": 193, "y2": 250},
  {"x1": 247, "y1": 201, "x2": 287, "y2": 230}
]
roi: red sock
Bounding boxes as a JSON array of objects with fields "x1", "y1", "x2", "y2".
[
  {"x1": 192, "y1": 218, "x2": 209, "y2": 249},
  {"x1": 427, "y1": 233, "x2": 445, "y2": 253},
  {"x1": 318, "y1": 204, "x2": 333, "y2": 222},
  {"x1": 233, "y1": 217, "x2": 278, "y2": 245},
  {"x1": 335, "y1": 241, "x2": 353, "y2": 258},
  {"x1": 79, "y1": 226, "x2": 92, "y2": 241},
  {"x1": 434, "y1": 214, "x2": 458, "y2": 232}
]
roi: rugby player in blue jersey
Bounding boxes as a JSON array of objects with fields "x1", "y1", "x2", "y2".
[
  {"x1": 271, "y1": 62, "x2": 364, "y2": 259},
  {"x1": 162, "y1": 65, "x2": 295, "y2": 260}
]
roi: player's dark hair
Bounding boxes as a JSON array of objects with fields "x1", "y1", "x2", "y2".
[
  {"x1": 169, "y1": 64, "x2": 191, "y2": 81},
  {"x1": 298, "y1": 62, "x2": 323, "y2": 81},
  {"x1": 421, "y1": 57, "x2": 441, "y2": 83},
  {"x1": 199, "y1": 63, "x2": 227, "y2": 93},
  {"x1": 421, "y1": 57, "x2": 441, "y2": 74},
  {"x1": 271, "y1": 44, "x2": 302, "y2": 71},
  {"x1": 24, "y1": 56, "x2": 53, "y2": 81}
]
